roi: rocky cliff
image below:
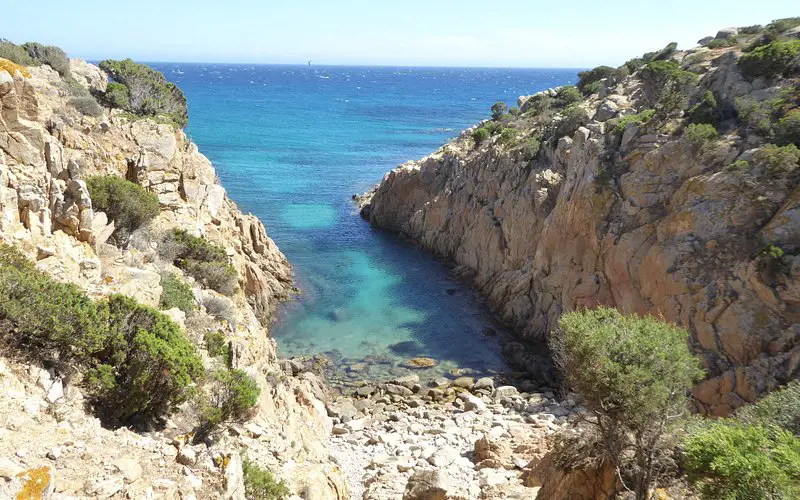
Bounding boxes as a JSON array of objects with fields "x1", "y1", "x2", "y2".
[
  {"x1": 0, "y1": 59, "x2": 347, "y2": 498},
  {"x1": 361, "y1": 31, "x2": 800, "y2": 415}
]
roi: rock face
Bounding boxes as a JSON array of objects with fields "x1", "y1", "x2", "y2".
[
  {"x1": 361, "y1": 44, "x2": 800, "y2": 415},
  {"x1": 0, "y1": 62, "x2": 345, "y2": 497}
]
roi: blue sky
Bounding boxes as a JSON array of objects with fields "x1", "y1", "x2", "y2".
[{"x1": 3, "y1": 1, "x2": 797, "y2": 67}]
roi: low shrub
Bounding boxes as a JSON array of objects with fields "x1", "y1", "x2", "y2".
[
  {"x1": 472, "y1": 127, "x2": 491, "y2": 145},
  {"x1": 199, "y1": 369, "x2": 260, "y2": 432},
  {"x1": 0, "y1": 39, "x2": 37, "y2": 66},
  {"x1": 203, "y1": 330, "x2": 230, "y2": 360},
  {"x1": 734, "y1": 96, "x2": 773, "y2": 134},
  {"x1": 754, "y1": 143, "x2": 800, "y2": 173},
  {"x1": 162, "y1": 230, "x2": 238, "y2": 295},
  {"x1": 577, "y1": 65, "x2": 616, "y2": 94},
  {"x1": 202, "y1": 295, "x2": 236, "y2": 325},
  {"x1": 551, "y1": 307, "x2": 703, "y2": 500},
  {"x1": 726, "y1": 159, "x2": 750, "y2": 171},
  {"x1": 738, "y1": 380, "x2": 800, "y2": 435},
  {"x1": 556, "y1": 104, "x2": 588, "y2": 137},
  {"x1": 490, "y1": 101, "x2": 508, "y2": 121},
  {"x1": 738, "y1": 40, "x2": 800, "y2": 80},
  {"x1": 687, "y1": 91, "x2": 722, "y2": 126},
  {"x1": 555, "y1": 85, "x2": 583, "y2": 107},
  {"x1": 683, "y1": 421, "x2": 800, "y2": 499},
  {"x1": 610, "y1": 109, "x2": 655, "y2": 132},
  {"x1": 705, "y1": 38, "x2": 736, "y2": 49},
  {"x1": 756, "y1": 243, "x2": 788, "y2": 275},
  {"x1": 767, "y1": 17, "x2": 800, "y2": 35},
  {"x1": 99, "y1": 59, "x2": 188, "y2": 128},
  {"x1": 499, "y1": 127, "x2": 520, "y2": 146},
  {"x1": 242, "y1": 457, "x2": 290, "y2": 500},
  {"x1": 86, "y1": 175, "x2": 160, "y2": 244},
  {"x1": 22, "y1": 42, "x2": 70, "y2": 78},
  {"x1": 640, "y1": 60, "x2": 698, "y2": 116},
  {"x1": 160, "y1": 272, "x2": 196, "y2": 313},
  {"x1": 521, "y1": 136, "x2": 541, "y2": 161},
  {"x1": 87, "y1": 294, "x2": 203, "y2": 425},
  {"x1": 774, "y1": 109, "x2": 800, "y2": 147},
  {"x1": 738, "y1": 25, "x2": 764, "y2": 35},
  {"x1": 683, "y1": 123, "x2": 719, "y2": 149},
  {"x1": 68, "y1": 96, "x2": 103, "y2": 117}
]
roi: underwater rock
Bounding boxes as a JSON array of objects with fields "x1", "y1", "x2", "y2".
[{"x1": 402, "y1": 357, "x2": 439, "y2": 369}]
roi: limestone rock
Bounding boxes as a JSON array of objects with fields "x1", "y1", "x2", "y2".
[{"x1": 403, "y1": 469, "x2": 466, "y2": 500}]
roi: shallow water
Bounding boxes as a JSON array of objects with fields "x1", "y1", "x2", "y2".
[{"x1": 153, "y1": 64, "x2": 576, "y2": 384}]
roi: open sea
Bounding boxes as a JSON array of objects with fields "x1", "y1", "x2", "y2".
[{"x1": 152, "y1": 63, "x2": 577, "y2": 384}]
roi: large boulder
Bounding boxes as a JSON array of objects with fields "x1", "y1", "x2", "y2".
[
  {"x1": 69, "y1": 59, "x2": 108, "y2": 93},
  {"x1": 403, "y1": 470, "x2": 467, "y2": 500}
]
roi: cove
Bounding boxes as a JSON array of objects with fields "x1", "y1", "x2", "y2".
[{"x1": 154, "y1": 63, "x2": 576, "y2": 384}]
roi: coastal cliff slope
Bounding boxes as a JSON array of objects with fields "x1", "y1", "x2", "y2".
[
  {"x1": 0, "y1": 59, "x2": 347, "y2": 498},
  {"x1": 361, "y1": 27, "x2": 800, "y2": 415}
]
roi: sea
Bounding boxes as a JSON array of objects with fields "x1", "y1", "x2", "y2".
[{"x1": 151, "y1": 63, "x2": 577, "y2": 384}]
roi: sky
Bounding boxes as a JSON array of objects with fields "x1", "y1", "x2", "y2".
[{"x1": 3, "y1": 1, "x2": 798, "y2": 67}]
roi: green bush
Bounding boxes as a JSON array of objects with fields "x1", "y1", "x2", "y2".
[
  {"x1": 610, "y1": 109, "x2": 655, "y2": 132},
  {"x1": 640, "y1": 60, "x2": 698, "y2": 116},
  {"x1": 521, "y1": 136, "x2": 541, "y2": 161},
  {"x1": 490, "y1": 101, "x2": 508, "y2": 121},
  {"x1": 472, "y1": 127, "x2": 490, "y2": 145},
  {"x1": 199, "y1": 368, "x2": 260, "y2": 431},
  {"x1": 727, "y1": 159, "x2": 750, "y2": 171},
  {"x1": 706, "y1": 38, "x2": 736, "y2": 49},
  {"x1": 739, "y1": 25, "x2": 764, "y2": 35},
  {"x1": 242, "y1": 458, "x2": 290, "y2": 500},
  {"x1": 68, "y1": 96, "x2": 103, "y2": 117},
  {"x1": 556, "y1": 104, "x2": 588, "y2": 137},
  {"x1": 551, "y1": 307, "x2": 703, "y2": 500},
  {"x1": 683, "y1": 421, "x2": 800, "y2": 499},
  {"x1": 87, "y1": 294, "x2": 203, "y2": 424},
  {"x1": 555, "y1": 85, "x2": 583, "y2": 107},
  {"x1": 162, "y1": 230, "x2": 238, "y2": 295},
  {"x1": 756, "y1": 243, "x2": 788, "y2": 275},
  {"x1": 103, "y1": 82, "x2": 130, "y2": 109},
  {"x1": 738, "y1": 381, "x2": 800, "y2": 435},
  {"x1": 754, "y1": 143, "x2": 800, "y2": 173},
  {"x1": 683, "y1": 123, "x2": 719, "y2": 149},
  {"x1": 99, "y1": 59, "x2": 188, "y2": 128},
  {"x1": 160, "y1": 272, "x2": 196, "y2": 313},
  {"x1": 738, "y1": 40, "x2": 800, "y2": 80},
  {"x1": 767, "y1": 17, "x2": 800, "y2": 35},
  {"x1": 0, "y1": 39, "x2": 37, "y2": 66},
  {"x1": 203, "y1": 330, "x2": 230, "y2": 360},
  {"x1": 688, "y1": 91, "x2": 722, "y2": 126},
  {"x1": 22, "y1": 42, "x2": 70, "y2": 77},
  {"x1": 499, "y1": 127, "x2": 520, "y2": 146},
  {"x1": 0, "y1": 245, "x2": 108, "y2": 361},
  {"x1": 735, "y1": 96, "x2": 773, "y2": 134},
  {"x1": 577, "y1": 65, "x2": 616, "y2": 94},
  {"x1": 774, "y1": 109, "x2": 800, "y2": 147},
  {"x1": 87, "y1": 175, "x2": 160, "y2": 244}
]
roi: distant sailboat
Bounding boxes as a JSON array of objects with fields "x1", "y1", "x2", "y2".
[{"x1": 308, "y1": 60, "x2": 312, "y2": 66}]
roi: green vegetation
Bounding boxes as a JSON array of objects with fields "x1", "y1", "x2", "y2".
[
  {"x1": 203, "y1": 330, "x2": 230, "y2": 360},
  {"x1": 490, "y1": 101, "x2": 508, "y2": 121},
  {"x1": 68, "y1": 96, "x2": 103, "y2": 117},
  {"x1": 767, "y1": 17, "x2": 800, "y2": 35},
  {"x1": 556, "y1": 104, "x2": 588, "y2": 137},
  {"x1": 0, "y1": 39, "x2": 37, "y2": 66},
  {"x1": 21, "y1": 42, "x2": 69, "y2": 77},
  {"x1": 738, "y1": 40, "x2": 800, "y2": 80},
  {"x1": 577, "y1": 65, "x2": 616, "y2": 94},
  {"x1": 754, "y1": 143, "x2": 800, "y2": 173},
  {"x1": 242, "y1": 457, "x2": 290, "y2": 500},
  {"x1": 521, "y1": 136, "x2": 541, "y2": 161},
  {"x1": 683, "y1": 422, "x2": 800, "y2": 499},
  {"x1": 0, "y1": 245, "x2": 202, "y2": 426},
  {"x1": 738, "y1": 380, "x2": 800, "y2": 435},
  {"x1": 99, "y1": 59, "x2": 188, "y2": 128},
  {"x1": 159, "y1": 272, "x2": 196, "y2": 313},
  {"x1": 706, "y1": 38, "x2": 736, "y2": 49},
  {"x1": 199, "y1": 369, "x2": 260, "y2": 432},
  {"x1": 757, "y1": 243, "x2": 787, "y2": 275},
  {"x1": 161, "y1": 230, "x2": 238, "y2": 295},
  {"x1": 551, "y1": 307, "x2": 702, "y2": 500},
  {"x1": 734, "y1": 96, "x2": 773, "y2": 135},
  {"x1": 739, "y1": 25, "x2": 764, "y2": 35},
  {"x1": 640, "y1": 59, "x2": 698, "y2": 117},
  {"x1": 472, "y1": 127, "x2": 491, "y2": 145},
  {"x1": 554, "y1": 85, "x2": 583, "y2": 107},
  {"x1": 774, "y1": 109, "x2": 800, "y2": 147},
  {"x1": 86, "y1": 175, "x2": 160, "y2": 244},
  {"x1": 622, "y1": 42, "x2": 679, "y2": 74},
  {"x1": 726, "y1": 159, "x2": 750, "y2": 171},
  {"x1": 688, "y1": 91, "x2": 722, "y2": 126},
  {"x1": 609, "y1": 109, "x2": 655, "y2": 133},
  {"x1": 683, "y1": 123, "x2": 719, "y2": 149},
  {"x1": 499, "y1": 127, "x2": 520, "y2": 146}
]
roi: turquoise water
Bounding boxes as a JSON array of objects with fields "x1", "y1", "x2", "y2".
[{"x1": 153, "y1": 64, "x2": 576, "y2": 384}]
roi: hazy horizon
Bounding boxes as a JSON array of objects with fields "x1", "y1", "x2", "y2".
[{"x1": 3, "y1": 1, "x2": 798, "y2": 68}]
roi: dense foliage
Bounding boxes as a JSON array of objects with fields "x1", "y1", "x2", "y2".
[
  {"x1": 203, "y1": 330, "x2": 231, "y2": 360},
  {"x1": 552, "y1": 307, "x2": 703, "y2": 500},
  {"x1": 609, "y1": 109, "x2": 655, "y2": 133},
  {"x1": 159, "y1": 272, "x2": 197, "y2": 313},
  {"x1": 86, "y1": 175, "x2": 160, "y2": 244},
  {"x1": 738, "y1": 380, "x2": 800, "y2": 435},
  {"x1": 640, "y1": 60, "x2": 698, "y2": 117},
  {"x1": 0, "y1": 245, "x2": 202, "y2": 426},
  {"x1": 161, "y1": 230, "x2": 238, "y2": 295},
  {"x1": 21, "y1": 42, "x2": 70, "y2": 77},
  {"x1": 577, "y1": 65, "x2": 616, "y2": 94},
  {"x1": 490, "y1": 101, "x2": 508, "y2": 121},
  {"x1": 99, "y1": 58, "x2": 188, "y2": 128},
  {"x1": 242, "y1": 457, "x2": 290, "y2": 499},
  {"x1": 738, "y1": 40, "x2": 800, "y2": 80}
]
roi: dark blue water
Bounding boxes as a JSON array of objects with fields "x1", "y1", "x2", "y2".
[{"x1": 152, "y1": 63, "x2": 577, "y2": 383}]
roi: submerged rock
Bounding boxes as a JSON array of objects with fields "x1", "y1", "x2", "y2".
[{"x1": 402, "y1": 357, "x2": 439, "y2": 369}]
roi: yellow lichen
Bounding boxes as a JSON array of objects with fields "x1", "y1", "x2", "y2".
[
  {"x1": 0, "y1": 58, "x2": 31, "y2": 79},
  {"x1": 15, "y1": 466, "x2": 52, "y2": 500}
]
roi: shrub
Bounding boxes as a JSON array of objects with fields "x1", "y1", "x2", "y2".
[
  {"x1": 521, "y1": 136, "x2": 541, "y2": 161},
  {"x1": 555, "y1": 85, "x2": 583, "y2": 107},
  {"x1": 609, "y1": 109, "x2": 655, "y2": 133},
  {"x1": 160, "y1": 272, "x2": 196, "y2": 313},
  {"x1": 499, "y1": 127, "x2": 520, "y2": 146},
  {"x1": 199, "y1": 369, "x2": 260, "y2": 432},
  {"x1": 726, "y1": 159, "x2": 750, "y2": 171},
  {"x1": 556, "y1": 104, "x2": 588, "y2": 137},
  {"x1": 490, "y1": 101, "x2": 508, "y2": 121},
  {"x1": 683, "y1": 421, "x2": 800, "y2": 499},
  {"x1": 738, "y1": 380, "x2": 800, "y2": 435},
  {"x1": 202, "y1": 295, "x2": 236, "y2": 325},
  {"x1": 87, "y1": 175, "x2": 160, "y2": 244},
  {"x1": 754, "y1": 143, "x2": 800, "y2": 173},
  {"x1": 103, "y1": 82, "x2": 130, "y2": 109},
  {"x1": 706, "y1": 38, "x2": 736, "y2": 49},
  {"x1": 0, "y1": 245, "x2": 107, "y2": 362},
  {"x1": 551, "y1": 307, "x2": 703, "y2": 500},
  {"x1": 162, "y1": 230, "x2": 238, "y2": 295},
  {"x1": 734, "y1": 96, "x2": 773, "y2": 134},
  {"x1": 739, "y1": 25, "x2": 764, "y2": 35},
  {"x1": 640, "y1": 60, "x2": 698, "y2": 116},
  {"x1": 22, "y1": 42, "x2": 70, "y2": 78},
  {"x1": 577, "y1": 65, "x2": 616, "y2": 94},
  {"x1": 99, "y1": 59, "x2": 188, "y2": 128},
  {"x1": 0, "y1": 39, "x2": 36, "y2": 66},
  {"x1": 738, "y1": 40, "x2": 800, "y2": 80},
  {"x1": 203, "y1": 330, "x2": 230, "y2": 360},
  {"x1": 688, "y1": 91, "x2": 722, "y2": 126},
  {"x1": 756, "y1": 243, "x2": 788, "y2": 275},
  {"x1": 87, "y1": 294, "x2": 203, "y2": 425},
  {"x1": 242, "y1": 458, "x2": 290, "y2": 500},
  {"x1": 472, "y1": 127, "x2": 491, "y2": 145},
  {"x1": 774, "y1": 109, "x2": 800, "y2": 147},
  {"x1": 68, "y1": 96, "x2": 103, "y2": 117},
  {"x1": 683, "y1": 123, "x2": 719, "y2": 149},
  {"x1": 767, "y1": 17, "x2": 800, "y2": 35}
]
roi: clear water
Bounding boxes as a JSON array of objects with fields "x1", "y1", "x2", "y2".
[{"x1": 152, "y1": 63, "x2": 577, "y2": 384}]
